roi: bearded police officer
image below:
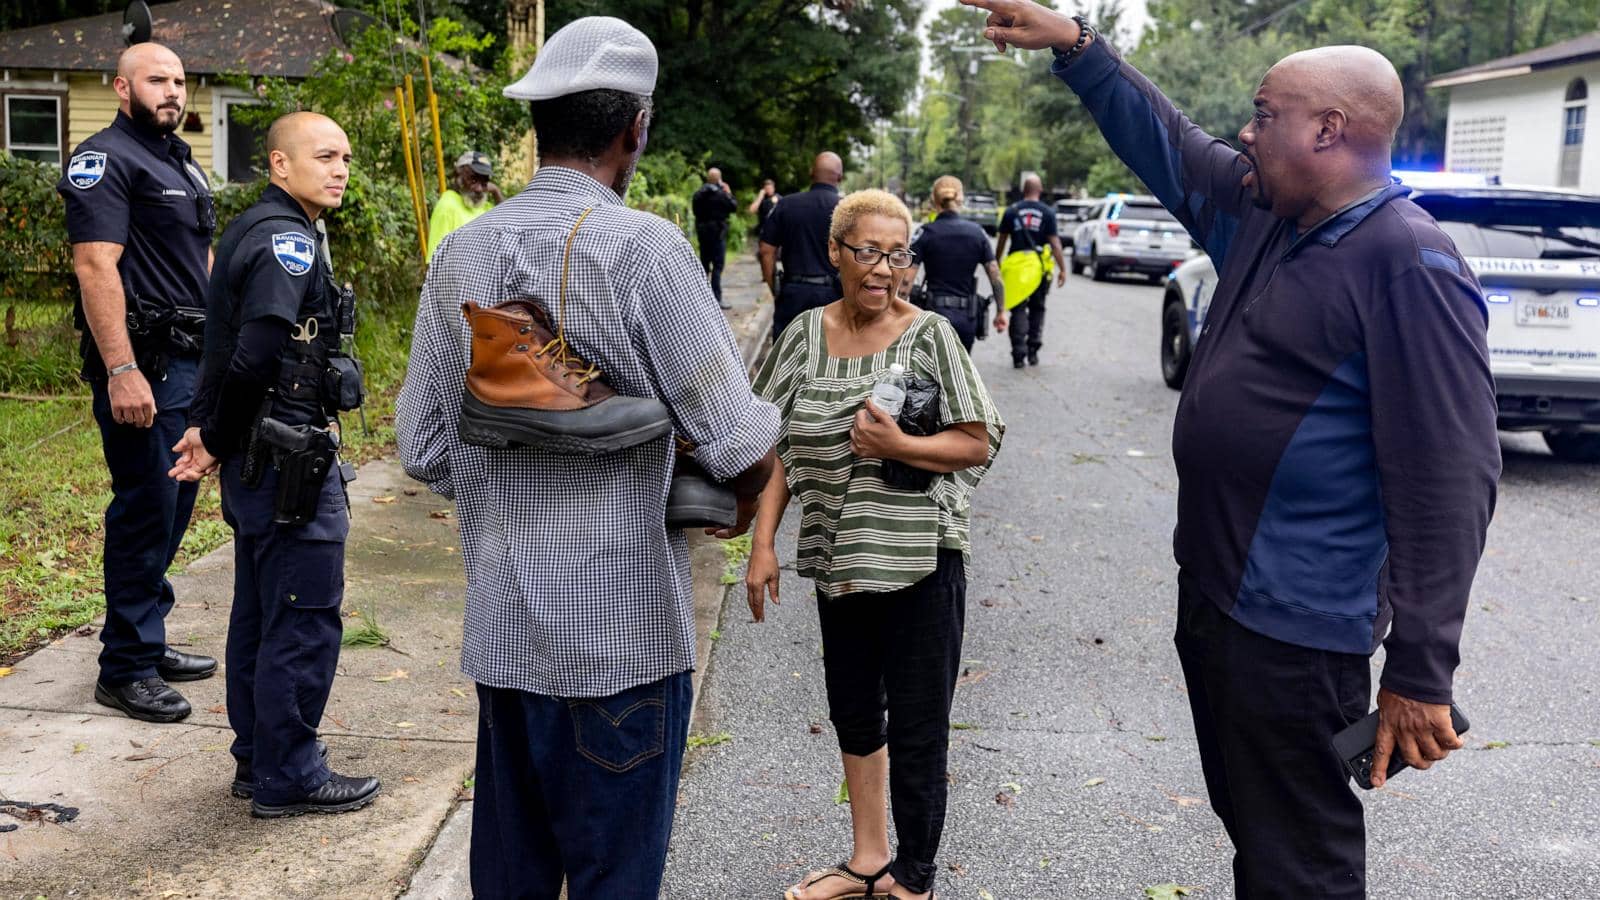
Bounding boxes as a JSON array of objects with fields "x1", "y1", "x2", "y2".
[
  {"x1": 58, "y1": 42, "x2": 217, "y2": 723},
  {"x1": 759, "y1": 151, "x2": 844, "y2": 339},
  {"x1": 171, "y1": 112, "x2": 380, "y2": 818}
]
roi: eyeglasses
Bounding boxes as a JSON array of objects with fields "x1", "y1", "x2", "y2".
[{"x1": 837, "y1": 240, "x2": 917, "y2": 269}]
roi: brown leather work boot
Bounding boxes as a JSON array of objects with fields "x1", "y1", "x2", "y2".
[
  {"x1": 666, "y1": 441, "x2": 736, "y2": 529},
  {"x1": 458, "y1": 300, "x2": 672, "y2": 454}
]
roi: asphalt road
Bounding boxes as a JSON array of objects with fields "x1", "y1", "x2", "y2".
[{"x1": 662, "y1": 270, "x2": 1600, "y2": 898}]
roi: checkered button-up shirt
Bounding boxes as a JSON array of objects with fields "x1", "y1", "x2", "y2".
[{"x1": 396, "y1": 166, "x2": 780, "y2": 698}]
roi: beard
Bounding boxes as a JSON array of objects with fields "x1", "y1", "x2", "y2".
[
  {"x1": 130, "y1": 94, "x2": 182, "y2": 134},
  {"x1": 612, "y1": 156, "x2": 639, "y2": 200}
]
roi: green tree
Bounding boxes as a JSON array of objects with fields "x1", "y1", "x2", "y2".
[{"x1": 543, "y1": 0, "x2": 926, "y2": 192}]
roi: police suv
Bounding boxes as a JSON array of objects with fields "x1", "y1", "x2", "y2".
[
  {"x1": 1070, "y1": 193, "x2": 1196, "y2": 283},
  {"x1": 1159, "y1": 173, "x2": 1600, "y2": 462}
]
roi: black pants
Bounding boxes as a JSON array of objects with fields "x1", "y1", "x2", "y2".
[
  {"x1": 697, "y1": 225, "x2": 727, "y2": 304},
  {"x1": 774, "y1": 282, "x2": 836, "y2": 340},
  {"x1": 1008, "y1": 277, "x2": 1048, "y2": 362},
  {"x1": 932, "y1": 306, "x2": 976, "y2": 351},
  {"x1": 1174, "y1": 583, "x2": 1370, "y2": 899},
  {"x1": 89, "y1": 356, "x2": 199, "y2": 685},
  {"x1": 817, "y1": 549, "x2": 966, "y2": 895}
]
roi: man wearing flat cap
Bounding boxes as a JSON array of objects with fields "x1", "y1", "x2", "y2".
[
  {"x1": 426, "y1": 150, "x2": 501, "y2": 260},
  {"x1": 396, "y1": 15, "x2": 780, "y2": 898}
]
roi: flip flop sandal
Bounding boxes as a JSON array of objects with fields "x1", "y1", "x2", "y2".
[{"x1": 784, "y1": 862, "x2": 893, "y2": 900}]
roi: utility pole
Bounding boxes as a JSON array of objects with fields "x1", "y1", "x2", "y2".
[{"x1": 505, "y1": 0, "x2": 545, "y2": 185}]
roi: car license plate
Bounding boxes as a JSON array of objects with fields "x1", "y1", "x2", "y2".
[{"x1": 1515, "y1": 298, "x2": 1571, "y2": 327}]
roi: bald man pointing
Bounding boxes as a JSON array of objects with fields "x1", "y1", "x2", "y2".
[
  {"x1": 59, "y1": 43, "x2": 218, "y2": 723},
  {"x1": 962, "y1": 2, "x2": 1499, "y2": 895},
  {"x1": 178, "y1": 111, "x2": 380, "y2": 818}
]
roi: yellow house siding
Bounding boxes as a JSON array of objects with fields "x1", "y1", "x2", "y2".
[{"x1": 65, "y1": 75, "x2": 216, "y2": 176}]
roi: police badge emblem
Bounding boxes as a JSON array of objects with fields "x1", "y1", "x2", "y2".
[
  {"x1": 272, "y1": 231, "x2": 316, "y2": 276},
  {"x1": 67, "y1": 151, "x2": 108, "y2": 190}
]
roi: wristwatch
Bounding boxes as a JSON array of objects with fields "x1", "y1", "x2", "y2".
[{"x1": 107, "y1": 361, "x2": 139, "y2": 377}]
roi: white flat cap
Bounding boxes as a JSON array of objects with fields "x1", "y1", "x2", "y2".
[{"x1": 503, "y1": 16, "x2": 657, "y2": 101}]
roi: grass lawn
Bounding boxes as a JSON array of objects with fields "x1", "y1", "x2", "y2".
[{"x1": 0, "y1": 301, "x2": 413, "y2": 664}]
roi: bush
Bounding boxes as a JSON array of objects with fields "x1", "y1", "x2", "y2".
[{"x1": 0, "y1": 153, "x2": 79, "y2": 392}]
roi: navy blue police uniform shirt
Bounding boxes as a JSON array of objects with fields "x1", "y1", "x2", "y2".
[
  {"x1": 911, "y1": 211, "x2": 994, "y2": 297},
  {"x1": 759, "y1": 183, "x2": 840, "y2": 278},
  {"x1": 192, "y1": 184, "x2": 334, "y2": 458},
  {"x1": 1055, "y1": 37, "x2": 1501, "y2": 705},
  {"x1": 691, "y1": 183, "x2": 737, "y2": 229},
  {"x1": 57, "y1": 111, "x2": 214, "y2": 375},
  {"x1": 999, "y1": 199, "x2": 1057, "y2": 254}
]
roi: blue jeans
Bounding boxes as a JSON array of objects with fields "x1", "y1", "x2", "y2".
[
  {"x1": 471, "y1": 672, "x2": 694, "y2": 899},
  {"x1": 89, "y1": 357, "x2": 199, "y2": 685}
]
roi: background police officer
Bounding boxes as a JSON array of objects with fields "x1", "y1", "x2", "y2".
[
  {"x1": 759, "y1": 151, "x2": 844, "y2": 339},
  {"x1": 171, "y1": 112, "x2": 380, "y2": 818},
  {"x1": 995, "y1": 173, "x2": 1067, "y2": 367},
  {"x1": 692, "y1": 167, "x2": 738, "y2": 309},
  {"x1": 907, "y1": 175, "x2": 1006, "y2": 351},
  {"x1": 58, "y1": 42, "x2": 217, "y2": 723}
]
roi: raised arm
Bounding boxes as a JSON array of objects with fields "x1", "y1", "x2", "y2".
[{"x1": 961, "y1": 0, "x2": 1252, "y2": 266}]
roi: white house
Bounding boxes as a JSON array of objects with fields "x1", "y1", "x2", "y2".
[{"x1": 1430, "y1": 33, "x2": 1600, "y2": 191}]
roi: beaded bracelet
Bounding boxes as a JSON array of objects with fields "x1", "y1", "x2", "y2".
[{"x1": 1051, "y1": 15, "x2": 1095, "y2": 66}]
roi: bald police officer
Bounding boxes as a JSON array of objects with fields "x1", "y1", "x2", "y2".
[
  {"x1": 759, "y1": 151, "x2": 844, "y2": 339},
  {"x1": 59, "y1": 42, "x2": 217, "y2": 723},
  {"x1": 172, "y1": 112, "x2": 379, "y2": 818}
]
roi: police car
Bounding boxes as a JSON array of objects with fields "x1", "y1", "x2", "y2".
[
  {"x1": 960, "y1": 192, "x2": 1002, "y2": 235},
  {"x1": 1070, "y1": 193, "x2": 1197, "y2": 282},
  {"x1": 1159, "y1": 173, "x2": 1600, "y2": 462}
]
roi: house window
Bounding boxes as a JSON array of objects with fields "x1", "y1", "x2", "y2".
[
  {"x1": 5, "y1": 95, "x2": 62, "y2": 164},
  {"x1": 1560, "y1": 78, "x2": 1587, "y2": 187},
  {"x1": 214, "y1": 95, "x2": 266, "y2": 182}
]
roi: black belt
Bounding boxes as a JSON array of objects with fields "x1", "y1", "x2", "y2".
[
  {"x1": 785, "y1": 273, "x2": 836, "y2": 286},
  {"x1": 929, "y1": 292, "x2": 972, "y2": 310}
]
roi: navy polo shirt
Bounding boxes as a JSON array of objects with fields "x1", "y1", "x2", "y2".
[
  {"x1": 911, "y1": 211, "x2": 994, "y2": 297},
  {"x1": 999, "y1": 198, "x2": 1057, "y2": 254},
  {"x1": 759, "y1": 183, "x2": 840, "y2": 278},
  {"x1": 58, "y1": 111, "x2": 214, "y2": 310}
]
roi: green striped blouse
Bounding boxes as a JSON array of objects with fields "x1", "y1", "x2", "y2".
[{"x1": 752, "y1": 307, "x2": 1005, "y2": 597}]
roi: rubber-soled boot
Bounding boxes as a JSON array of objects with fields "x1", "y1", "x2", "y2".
[
  {"x1": 458, "y1": 300, "x2": 672, "y2": 454},
  {"x1": 666, "y1": 452, "x2": 737, "y2": 529}
]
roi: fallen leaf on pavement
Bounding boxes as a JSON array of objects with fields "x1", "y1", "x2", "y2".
[
  {"x1": 947, "y1": 863, "x2": 967, "y2": 877},
  {"x1": 994, "y1": 792, "x2": 1014, "y2": 808},
  {"x1": 372, "y1": 496, "x2": 397, "y2": 504},
  {"x1": 372, "y1": 668, "x2": 410, "y2": 683},
  {"x1": 393, "y1": 721, "x2": 416, "y2": 728},
  {"x1": 207, "y1": 704, "x2": 226, "y2": 714},
  {"x1": 430, "y1": 509, "x2": 451, "y2": 519},
  {"x1": 403, "y1": 776, "x2": 420, "y2": 783},
  {"x1": 834, "y1": 779, "x2": 850, "y2": 805},
  {"x1": 1002, "y1": 781, "x2": 1023, "y2": 795},
  {"x1": 1144, "y1": 884, "x2": 1196, "y2": 900},
  {"x1": 450, "y1": 688, "x2": 467, "y2": 698},
  {"x1": 978, "y1": 890, "x2": 996, "y2": 900},
  {"x1": 0, "y1": 667, "x2": 12, "y2": 678},
  {"x1": 72, "y1": 743, "x2": 87, "y2": 754},
  {"x1": 1083, "y1": 777, "x2": 1106, "y2": 787}
]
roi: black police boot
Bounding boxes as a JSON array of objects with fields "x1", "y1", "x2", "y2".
[
  {"x1": 1027, "y1": 350, "x2": 1040, "y2": 366},
  {"x1": 666, "y1": 453, "x2": 736, "y2": 529},
  {"x1": 231, "y1": 740, "x2": 331, "y2": 799},
  {"x1": 250, "y1": 772, "x2": 382, "y2": 819},
  {"x1": 94, "y1": 677, "x2": 192, "y2": 723},
  {"x1": 157, "y1": 647, "x2": 218, "y2": 682},
  {"x1": 1013, "y1": 357, "x2": 1026, "y2": 369}
]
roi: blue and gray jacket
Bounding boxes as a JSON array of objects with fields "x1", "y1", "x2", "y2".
[{"x1": 1056, "y1": 38, "x2": 1501, "y2": 704}]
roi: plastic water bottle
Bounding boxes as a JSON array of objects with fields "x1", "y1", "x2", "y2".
[{"x1": 871, "y1": 363, "x2": 907, "y2": 419}]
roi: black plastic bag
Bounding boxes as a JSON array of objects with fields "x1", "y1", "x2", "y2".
[{"x1": 881, "y1": 374, "x2": 940, "y2": 491}]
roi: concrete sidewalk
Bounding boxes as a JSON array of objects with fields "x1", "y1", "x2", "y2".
[{"x1": 0, "y1": 253, "x2": 772, "y2": 900}]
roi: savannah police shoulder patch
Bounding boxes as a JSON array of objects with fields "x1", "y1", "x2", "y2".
[
  {"x1": 67, "y1": 151, "x2": 108, "y2": 190},
  {"x1": 271, "y1": 231, "x2": 315, "y2": 277}
]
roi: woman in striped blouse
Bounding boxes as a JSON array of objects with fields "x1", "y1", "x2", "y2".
[{"x1": 748, "y1": 189, "x2": 1004, "y2": 900}]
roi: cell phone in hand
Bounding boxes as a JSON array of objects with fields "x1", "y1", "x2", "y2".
[{"x1": 1332, "y1": 704, "x2": 1470, "y2": 790}]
